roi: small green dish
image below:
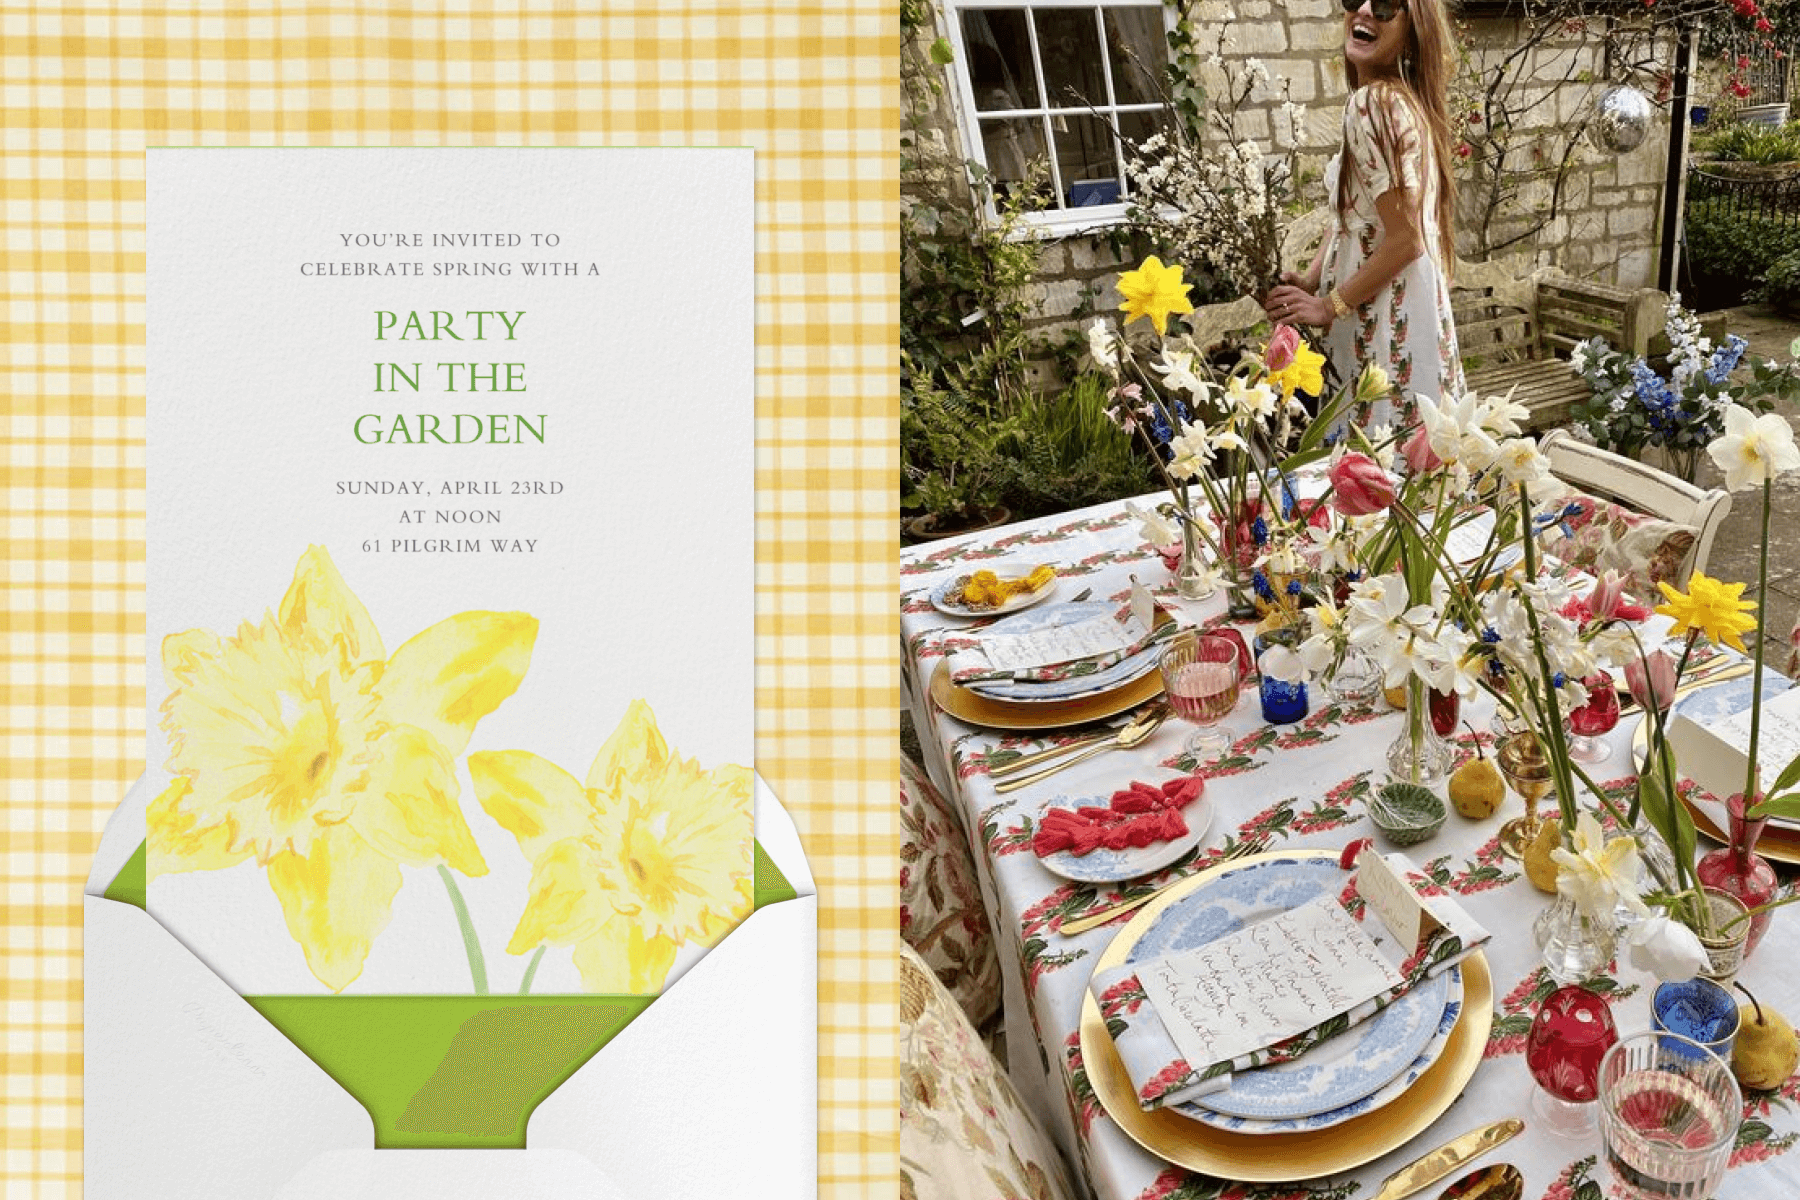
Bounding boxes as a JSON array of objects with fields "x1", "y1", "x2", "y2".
[{"x1": 1369, "y1": 782, "x2": 1447, "y2": 846}]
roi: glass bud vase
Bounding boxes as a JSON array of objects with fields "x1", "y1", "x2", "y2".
[
  {"x1": 1175, "y1": 517, "x2": 1216, "y2": 601},
  {"x1": 1534, "y1": 891, "x2": 1616, "y2": 985},
  {"x1": 1384, "y1": 676, "x2": 1455, "y2": 786},
  {"x1": 1696, "y1": 795, "x2": 1779, "y2": 956},
  {"x1": 1325, "y1": 646, "x2": 1382, "y2": 705}
]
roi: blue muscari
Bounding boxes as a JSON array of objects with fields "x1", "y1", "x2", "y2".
[
  {"x1": 1252, "y1": 570, "x2": 1275, "y2": 601},
  {"x1": 1251, "y1": 516, "x2": 1269, "y2": 546}
]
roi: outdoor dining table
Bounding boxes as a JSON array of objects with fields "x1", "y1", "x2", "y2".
[{"x1": 900, "y1": 493, "x2": 1800, "y2": 1200}]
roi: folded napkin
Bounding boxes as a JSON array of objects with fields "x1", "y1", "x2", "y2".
[
  {"x1": 947, "y1": 588, "x2": 1181, "y2": 686},
  {"x1": 1088, "y1": 852, "x2": 1489, "y2": 1112}
]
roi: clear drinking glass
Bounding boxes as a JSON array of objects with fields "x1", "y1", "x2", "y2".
[
  {"x1": 1598, "y1": 1031, "x2": 1741, "y2": 1200},
  {"x1": 1567, "y1": 670, "x2": 1621, "y2": 764},
  {"x1": 1159, "y1": 633, "x2": 1241, "y2": 762}
]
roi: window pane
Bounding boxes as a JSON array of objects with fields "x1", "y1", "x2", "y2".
[
  {"x1": 1105, "y1": 8, "x2": 1166, "y2": 107},
  {"x1": 978, "y1": 116, "x2": 1047, "y2": 191},
  {"x1": 1056, "y1": 113, "x2": 1122, "y2": 208},
  {"x1": 1034, "y1": 8, "x2": 1107, "y2": 111},
  {"x1": 961, "y1": 10, "x2": 1040, "y2": 113}
]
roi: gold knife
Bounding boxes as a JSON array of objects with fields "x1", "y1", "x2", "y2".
[{"x1": 1369, "y1": 1118, "x2": 1524, "y2": 1200}]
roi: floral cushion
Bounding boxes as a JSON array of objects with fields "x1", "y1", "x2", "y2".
[
  {"x1": 901, "y1": 754, "x2": 1002, "y2": 1030},
  {"x1": 900, "y1": 943, "x2": 1077, "y2": 1200},
  {"x1": 1537, "y1": 488, "x2": 1697, "y2": 599}
]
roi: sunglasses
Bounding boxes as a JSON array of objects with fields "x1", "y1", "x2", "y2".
[{"x1": 1341, "y1": 0, "x2": 1407, "y2": 20}]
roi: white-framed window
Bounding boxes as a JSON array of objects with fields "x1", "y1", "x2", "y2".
[{"x1": 945, "y1": 0, "x2": 1173, "y2": 234}]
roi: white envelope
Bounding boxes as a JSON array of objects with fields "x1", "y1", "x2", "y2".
[{"x1": 83, "y1": 771, "x2": 816, "y2": 1199}]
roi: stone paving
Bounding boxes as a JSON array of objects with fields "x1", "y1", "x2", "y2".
[{"x1": 1684, "y1": 303, "x2": 1800, "y2": 670}]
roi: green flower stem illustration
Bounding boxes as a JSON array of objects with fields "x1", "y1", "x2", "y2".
[
  {"x1": 518, "y1": 945, "x2": 548, "y2": 995},
  {"x1": 437, "y1": 865, "x2": 489, "y2": 995}
]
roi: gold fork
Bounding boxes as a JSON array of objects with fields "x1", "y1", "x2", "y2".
[{"x1": 1058, "y1": 836, "x2": 1271, "y2": 936}]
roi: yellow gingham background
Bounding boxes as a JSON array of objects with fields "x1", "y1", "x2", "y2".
[{"x1": 0, "y1": 5, "x2": 896, "y2": 1196}]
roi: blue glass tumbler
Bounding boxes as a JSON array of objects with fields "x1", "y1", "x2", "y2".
[
  {"x1": 1259, "y1": 675, "x2": 1309, "y2": 724},
  {"x1": 1652, "y1": 977, "x2": 1740, "y2": 1064}
]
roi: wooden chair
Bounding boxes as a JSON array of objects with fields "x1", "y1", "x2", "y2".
[{"x1": 1537, "y1": 428, "x2": 1732, "y2": 582}]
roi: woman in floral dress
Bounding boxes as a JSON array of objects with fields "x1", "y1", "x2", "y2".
[{"x1": 1262, "y1": 0, "x2": 1463, "y2": 430}]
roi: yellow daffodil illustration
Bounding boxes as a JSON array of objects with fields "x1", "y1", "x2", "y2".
[
  {"x1": 1655, "y1": 571, "x2": 1758, "y2": 653},
  {"x1": 1116, "y1": 255, "x2": 1194, "y2": 336},
  {"x1": 469, "y1": 700, "x2": 751, "y2": 994},
  {"x1": 149, "y1": 545, "x2": 538, "y2": 992}
]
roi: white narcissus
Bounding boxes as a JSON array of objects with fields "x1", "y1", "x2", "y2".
[
  {"x1": 1166, "y1": 422, "x2": 1213, "y2": 481},
  {"x1": 1258, "y1": 643, "x2": 1306, "y2": 683},
  {"x1": 1124, "y1": 501, "x2": 1179, "y2": 549},
  {"x1": 1087, "y1": 318, "x2": 1120, "y2": 376},
  {"x1": 1626, "y1": 914, "x2": 1708, "y2": 983},
  {"x1": 1550, "y1": 812, "x2": 1648, "y2": 923},
  {"x1": 1707, "y1": 403, "x2": 1800, "y2": 491}
]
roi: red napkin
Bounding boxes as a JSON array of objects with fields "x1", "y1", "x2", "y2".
[{"x1": 1033, "y1": 776, "x2": 1205, "y2": 857}]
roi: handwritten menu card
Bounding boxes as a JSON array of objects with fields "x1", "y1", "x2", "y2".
[
  {"x1": 1140, "y1": 895, "x2": 1403, "y2": 1071},
  {"x1": 975, "y1": 608, "x2": 1149, "y2": 673},
  {"x1": 1714, "y1": 686, "x2": 1800, "y2": 791}
]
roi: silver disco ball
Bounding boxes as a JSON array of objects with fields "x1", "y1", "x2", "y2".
[{"x1": 1589, "y1": 85, "x2": 1654, "y2": 154}]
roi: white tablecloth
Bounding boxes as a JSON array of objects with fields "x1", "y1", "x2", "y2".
[{"x1": 901, "y1": 495, "x2": 1800, "y2": 1200}]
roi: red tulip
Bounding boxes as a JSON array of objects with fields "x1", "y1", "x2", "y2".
[{"x1": 1329, "y1": 452, "x2": 1396, "y2": 517}]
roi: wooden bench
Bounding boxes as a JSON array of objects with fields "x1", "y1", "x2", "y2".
[{"x1": 1452, "y1": 260, "x2": 1666, "y2": 431}]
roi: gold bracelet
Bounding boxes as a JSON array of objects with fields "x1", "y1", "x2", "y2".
[{"x1": 1329, "y1": 288, "x2": 1352, "y2": 319}]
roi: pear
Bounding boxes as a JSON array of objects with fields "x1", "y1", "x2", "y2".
[
  {"x1": 1523, "y1": 816, "x2": 1562, "y2": 894},
  {"x1": 1384, "y1": 683, "x2": 1408, "y2": 710},
  {"x1": 1733, "y1": 983, "x2": 1799, "y2": 1091},
  {"x1": 1449, "y1": 734, "x2": 1504, "y2": 820}
]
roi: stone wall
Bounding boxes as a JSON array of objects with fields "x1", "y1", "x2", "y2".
[{"x1": 910, "y1": 1, "x2": 1679, "y2": 342}]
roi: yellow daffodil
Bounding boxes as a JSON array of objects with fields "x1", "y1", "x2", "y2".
[
  {"x1": 1116, "y1": 256, "x2": 1194, "y2": 336},
  {"x1": 470, "y1": 700, "x2": 751, "y2": 994},
  {"x1": 149, "y1": 545, "x2": 538, "y2": 991},
  {"x1": 1656, "y1": 571, "x2": 1758, "y2": 653},
  {"x1": 1263, "y1": 334, "x2": 1327, "y2": 401}
]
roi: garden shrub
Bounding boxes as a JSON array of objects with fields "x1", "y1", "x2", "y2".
[
  {"x1": 1753, "y1": 247, "x2": 1800, "y2": 314},
  {"x1": 1694, "y1": 121, "x2": 1800, "y2": 164},
  {"x1": 1004, "y1": 373, "x2": 1159, "y2": 520},
  {"x1": 1681, "y1": 201, "x2": 1800, "y2": 309}
]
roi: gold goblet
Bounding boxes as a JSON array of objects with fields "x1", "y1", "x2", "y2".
[{"x1": 1496, "y1": 731, "x2": 1555, "y2": 859}]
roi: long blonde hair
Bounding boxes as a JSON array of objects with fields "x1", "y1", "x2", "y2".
[{"x1": 1338, "y1": 0, "x2": 1457, "y2": 272}]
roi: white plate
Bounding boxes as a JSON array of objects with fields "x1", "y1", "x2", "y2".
[
  {"x1": 1033, "y1": 773, "x2": 1213, "y2": 885},
  {"x1": 1175, "y1": 967, "x2": 1462, "y2": 1135},
  {"x1": 1117, "y1": 855, "x2": 1451, "y2": 1121},
  {"x1": 929, "y1": 564, "x2": 1058, "y2": 617}
]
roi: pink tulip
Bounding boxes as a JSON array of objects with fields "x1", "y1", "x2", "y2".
[
  {"x1": 1589, "y1": 571, "x2": 1628, "y2": 621},
  {"x1": 1625, "y1": 648, "x2": 1677, "y2": 714},
  {"x1": 1266, "y1": 323, "x2": 1300, "y2": 373},
  {"x1": 1401, "y1": 425, "x2": 1442, "y2": 474},
  {"x1": 1328, "y1": 452, "x2": 1396, "y2": 517}
]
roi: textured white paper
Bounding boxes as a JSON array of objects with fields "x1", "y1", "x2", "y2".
[{"x1": 977, "y1": 609, "x2": 1148, "y2": 672}]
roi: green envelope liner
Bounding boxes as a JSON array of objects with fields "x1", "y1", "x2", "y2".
[{"x1": 103, "y1": 840, "x2": 799, "y2": 1149}]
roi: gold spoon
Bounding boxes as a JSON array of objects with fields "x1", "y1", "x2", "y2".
[{"x1": 994, "y1": 706, "x2": 1170, "y2": 794}]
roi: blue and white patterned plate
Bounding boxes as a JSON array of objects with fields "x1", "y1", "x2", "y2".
[
  {"x1": 1033, "y1": 773, "x2": 1213, "y2": 885},
  {"x1": 1119, "y1": 855, "x2": 1452, "y2": 1121},
  {"x1": 969, "y1": 639, "x2": 1163, "y2": 703},
  {"x1": 957, "y1": 601, "x2": 1157, "y2": 704},
  {"x1": 1176, "y1": 967, "x2": 1463, "y2": 1134},
  {"x1": 1632, "y1": 666, "x2": 1797, "y2": 830}
]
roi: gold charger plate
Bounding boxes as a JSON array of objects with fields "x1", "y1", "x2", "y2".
[
  {"x1": 928, "y1": 609, "x2": 1176, "y2": 731},
  {"x1": 1629, "y1": 713, "x2": 1800, "y2": 865},
  {"x1": 1078, "y1": 849, "x2": 1494, "y2": 1182}
]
